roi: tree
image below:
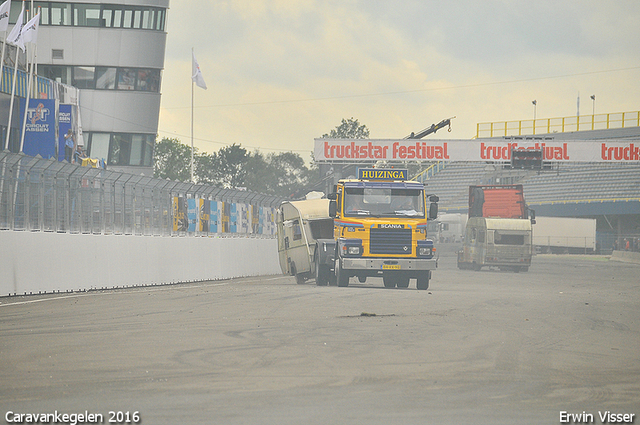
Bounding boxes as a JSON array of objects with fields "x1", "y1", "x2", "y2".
[
  {"x1": 244, "y1": 151, "x2": 318, "y2": 198},
  {"x1": 193, "y1": 152, "x2": 217, "y2": 185},
  {"x1": 322, "y1": 117, "x2": 370, "y2": 139},
  {"x1": 210, "y1": 144, "x2": 250, "y2": 189},
  {"x1": 317, "y1": 118, "x2": 371, "y2": 190},
  {"x1": 152, "y1": 137, "x2": 317, "y2": 198},
  {"x1": 153, "y1": 137, "x2": 194, "y2": 181},
  {"x1": 268, "y1": 152, "x2": 311, "y2": 197}
]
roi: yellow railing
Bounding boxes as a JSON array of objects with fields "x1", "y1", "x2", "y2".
[
  {"x1": 476, "y1": 111, "x2": 640, "y2": 138},
  {"x1": 411, "y1": 161, "x2": 445, "y2": 182}
]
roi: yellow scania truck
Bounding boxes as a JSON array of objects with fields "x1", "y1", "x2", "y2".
[{"x1": 278, "y1": 168, "x2": 439, "y2": 290}]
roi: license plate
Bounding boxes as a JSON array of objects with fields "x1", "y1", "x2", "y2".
[{"x1": 382, "y1": 264, "x2": 401, "y2": 270}]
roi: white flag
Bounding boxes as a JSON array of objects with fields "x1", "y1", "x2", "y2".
[
  {"x1": 0, "y1": 0, "x2": 10, "y2": 33},
  {"x1": 21, "y1": 12, "x2": 39, "y2": 44},
  {"x1": 192, "y1": 51, "x2": 207, "y2": 90},
  {"x1": 7, "y1": 2, "x2": 24, "y2": 51}
]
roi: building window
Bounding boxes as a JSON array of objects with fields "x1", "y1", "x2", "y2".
[
  {"x1": 74, "y1": 4, "x2": 101, "y2": 27},
  {"x1": 87, "y1": 133, "x2": 110, "y2": 163},
  {"x1": 122, "y1": 9, "x2": 133, "y2": 28},
  {"x1": 113, "y1": 9, "x2": 122, "y2": 27},
  {"x1": 142, "y1": 9, "x2": 153, "y2": 30},
  {"x1": 27, "y1": 3, "x2": 166, "y2": 31},
  {"x1": 72, "y1": 66, "x2": 96, "y2": 89},
  {"x1": 136, "y1": 69, "x2": 160, "y2": 92},
  {"x1": 101, "y1": 7, "x2": 113, "y2": 27},
  {"x1": 133, "y1": 9, "x2": 142, "y2": 29},
  {"x1": 117, "y1": 68, "x2": 137, "y2": 90},
  {"x1": 156, "y1": 10, "x2": 165, "y2": 31},
  {"x1": 40, "y1": 65, "x2": 71, "y2": 85},
  {"x1": 143, "y1": 136, "x2": 154, "y2": 166},
  {"x1": 130, "y1": 135, "x2": 146, "y2": 166},
  {"x1": 38, "y1": 65, "x2": 161, "y2": 92},
  {"x1": 50, "y1": 3, "x2": 72, "y2": 26},
  {"x1": 95, "y1": 67, "x2": 117, "y2": 90},
  {"x1": 34, "y1": 2, "x2": 49, "y2": 25},
  {"x1": 86, "y1": 133, "x2": 154, "y2": 167},
  {"x1": 109, "y1": 134, "x2": 131, "y2": 165}
]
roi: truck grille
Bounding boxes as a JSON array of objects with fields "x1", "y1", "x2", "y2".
[{"x1": 370, "y1": 228, "x2": 413, "y2": 255}]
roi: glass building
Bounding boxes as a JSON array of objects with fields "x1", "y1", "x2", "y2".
[{"x1": 6, "y1": 0, "x2": 170, "y2": 174}]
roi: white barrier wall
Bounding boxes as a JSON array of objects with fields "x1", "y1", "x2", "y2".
[
  {"x1": 0, "y1": 232, "x2": 281, "y2": 296},
  {"x1": 610, "y1": 250, "x2": 640, "y2": 264}
]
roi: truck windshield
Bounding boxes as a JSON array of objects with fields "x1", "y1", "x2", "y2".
[
  {"x1": 344, "y1": 187, "x2": 425, "y2": 217},
  {"x1": 494, "y1": 232, "x2": 525, "y2": 245}
]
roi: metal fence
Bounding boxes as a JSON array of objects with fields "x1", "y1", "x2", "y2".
[{"x1": 0, "y1": 152, "x2": 284, "y2": 236}]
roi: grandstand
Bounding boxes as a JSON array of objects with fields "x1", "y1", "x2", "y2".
[
  {"x1": 430, "y1": 161, "x2": 640, "y2": 215},
  {"x1": 420, "y1": 125, "x2": 640, "y2": 250},
  {"x1": 423, "y1": 163, "x2": 494, "y2": 209},
  {"x1": 427, "y1": 126, "x2": 640, "y2": 214},
  {"x1": 523, "y1": 163, "x2": 640, "y2": 207}
]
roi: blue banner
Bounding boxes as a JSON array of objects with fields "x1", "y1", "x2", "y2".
[
  {"x1": 58, "y1": 104, "x2": 73, "y2": 162},
  {"x1": 229, "y1": 203, "x2": 238, "y2": 233},
  {"x1": 187, "y1": 199, "x2": 198, "y2": 232},
  {"x1": 209, "y1": 201, "x2": 218, "y2": 233},
  {"x1": 21, "y1": 99, "x2": 56, "y2": 159}
]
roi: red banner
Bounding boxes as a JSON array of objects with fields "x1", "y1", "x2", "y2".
[{"x1": 314, "y1": 138, "x2": 640, "y2": 163}]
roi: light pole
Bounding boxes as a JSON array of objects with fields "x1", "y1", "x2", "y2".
[
  {"x1": 590, "y1": 95, "x2": 596, "y2": 130},
  {"x1": 532, "y1": 100, "x2": 537, "y2": 134}
]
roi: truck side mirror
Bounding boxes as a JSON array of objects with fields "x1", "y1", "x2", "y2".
[
  {"x1": 329, "y1": 200, "x2": 337, "y2": 218},
  {"x1": 529, "y1": 208, "x2": 536, "y2": 225},
  {"x1": 328, "y1": 192, "x2": 337, "y2": 200},
  {"x1": 429, "y1": 202, "x2": 438, "y2": 220}
]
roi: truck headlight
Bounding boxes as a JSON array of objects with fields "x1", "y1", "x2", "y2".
[
  {"x1": 417, "y1": 239, "x2": 435, "y2": 258},
  {"x1": 418, "y1": 246, "x2": 432, "y2": 256},
  {"x1": 339, "y1": 239, "x2": 363, "y2": 257},
  {"x1": 347, "y1": 246, "x2": 361, "y2": 255}
]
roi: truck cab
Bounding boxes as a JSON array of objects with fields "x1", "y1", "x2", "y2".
[
  {"x1": 458, "y1": 184, "x2": 535, "y2": 272},
  {"x1": 325, "y1": 168, "x2": 439, "y2": 290},
  {"x1": 458, "y1": 217, "x2": 532, "y2": 272}
]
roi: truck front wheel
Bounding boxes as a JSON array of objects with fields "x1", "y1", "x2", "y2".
[
  {"x1": 396, "y1": 274, "x2": 410, "y2": 289},
  {"x1": 383, "y1": 274, "x2": 396, "y2": 288},
  {"x1": 335, "y1": 258, "x2": 349, "y2": 287},
  {"x1": 315, "y1": 253, "x2": 329, "y2": 286},
  {"x1": 416, "y1": 272, "x2": 430, "y2": 290}
]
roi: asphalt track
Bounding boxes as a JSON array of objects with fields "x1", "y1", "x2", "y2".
[{"x1": 1, "y1": 250, "x2": 638, "y2": 425}]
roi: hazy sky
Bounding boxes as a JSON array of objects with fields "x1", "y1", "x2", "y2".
[{"x1": 157, "y1": 1, "x2": 640, "y2": 162}]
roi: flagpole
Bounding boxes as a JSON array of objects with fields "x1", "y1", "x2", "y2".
[
  {"x1": 4, "y1": 46, "x2": 20, "y2": 151},
  {"x1": 4, "y1": 0, "x2": 24, "y2": 152},
  {"x1": 19, "y1": 11, "x2": 33, "y2": 153},
  {"x1": 190, "y1": 47, "x2": 194, "y2": 183},
  {"x1": 0, "y1": 34, "x2": 6, "y2": 97},
  {"x1": 0, "y1": 0, "x2": 10, "y2": 205},
  {"x1": 191, "y1": 73, "x2": 194, "y2": 182},
  {"x1": 190, "y1": 48, "x2": 206, "y2": 183},
  {"x1": 0, "y1": 0, "x2": 9, "y2": 99}
]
